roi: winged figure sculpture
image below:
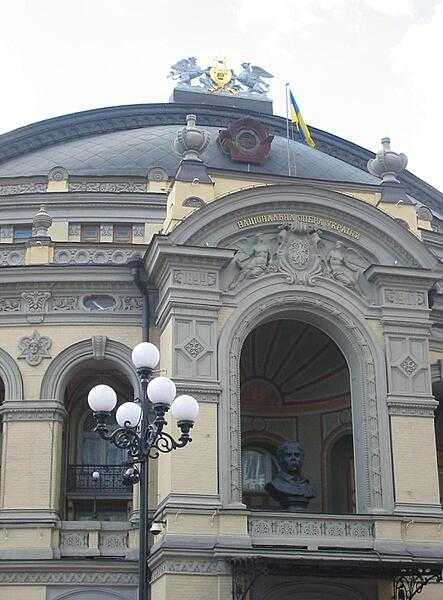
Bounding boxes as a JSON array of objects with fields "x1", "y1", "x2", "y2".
[
  {"x1": 236, "y1": 63, "x2": 274, "y2": 94},
  {"x1": 168, "y1": 57, "x2": 206, "y2": 86}
]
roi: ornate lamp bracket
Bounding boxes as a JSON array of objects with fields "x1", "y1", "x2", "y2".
[{"x1": 393, "y1": 567, "x2": 442, "y2": 600}]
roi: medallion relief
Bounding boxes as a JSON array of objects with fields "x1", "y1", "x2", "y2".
[{"x1": 225, "y1": 222, "x2": 369, "y2": 292}]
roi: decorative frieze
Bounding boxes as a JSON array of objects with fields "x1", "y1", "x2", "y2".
[
  {"x1": 133, "y1": 224, "x2": 145, "y2": 238},
  {"x1": 0, "y1": 290, "x2": 143, "y2": 318},
  {"x1": 0, "y1": 183, "x2": 46, "y2": 195},
  {"x1": 54, "y1": 246, "x2": 143, "y2": 265},
  {"x1": 0, "y1": 248, "x2": 25, "y2": 266},
  {"x1": 248, "y1": 515, "x2": 374, "y2": 540},
  {"x1": 68, "y1": 182, "x2": 146, "y2": 193},
  {"x1": 150, "y1": 558, "x2": 230, "y2": 582},
  {"x1": 0, "y1": 570, "x2": 137, "y2": 585},
  {"x1": 17, "y1": 330, "x2": 52, "y2": 366}
]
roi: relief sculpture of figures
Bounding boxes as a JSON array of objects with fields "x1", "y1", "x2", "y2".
[
  {"x1": 321, "y1": 241, "x2": 369, "y2": 290},
  {"x1": 228, "y1": 234, "x2": 273, "y2": 290},
  {"x1": 226, "y1": 223, "x2": 370, "y2": 292},
  {"x1": 265, "y1": 441, "x2": 316, "y2": 512}
]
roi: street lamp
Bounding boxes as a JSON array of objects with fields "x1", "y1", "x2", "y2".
[{"x1": 87, "y1": 341, "x2": 199, "y2": 600}]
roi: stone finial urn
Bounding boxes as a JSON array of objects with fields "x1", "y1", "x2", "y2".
[
  {"x1": 367, "y1": 137, "x2": 408, "y2": 183},
  {"x1": 32, "y1": 204, "x2": 52, "y2": 238},
  {"x1": 174, "y1": 114, "x2": 210, "y2": 161}
]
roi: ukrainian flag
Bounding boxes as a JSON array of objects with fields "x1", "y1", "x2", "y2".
[{"x1": 289, "y1": 89, "x2": 315, "y2": 148}]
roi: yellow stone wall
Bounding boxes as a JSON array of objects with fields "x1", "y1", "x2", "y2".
[
  {"x1": 0, "y1": 587, "x2": 45, "y2": 600},
  {"x1": 390, "y1": 416, "x2": 440, "y2": 505}
]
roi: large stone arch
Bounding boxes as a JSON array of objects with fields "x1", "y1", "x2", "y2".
[
  {"x1": 0, "y1": 347, "x2": 23, "y2": 401},
  {"x1": 168, "y1": 183, "x2": 438, "y2": 270},
  {"x1": 218, "y1": 282, "x2": 392, "y2": 514},
  {"x1": 40, "y1": 337, "x2": 140, "y2": 402}
]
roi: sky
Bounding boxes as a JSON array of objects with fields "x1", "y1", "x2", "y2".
[{"x1": 1, "y1": 0, "x2": 442, "y2": 190}]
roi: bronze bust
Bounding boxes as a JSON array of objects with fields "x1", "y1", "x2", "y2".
[{"x1": 265, "y1": 441, "x2": 315, "y2": 511}]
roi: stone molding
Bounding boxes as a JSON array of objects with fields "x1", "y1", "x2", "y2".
[
  {"x1": 387, "y1": 398, "x2": 438, "y2": 417},
  {"x1": 0, "y1": 286, "x2": 143, "y2": 322},
  {"x1": 68, "y1": 181, "x2": 146, "y2": 193},
  {"x1": 54, "y1": 246, "x2": 144, "y2": 265},
  {"x1": 0, "y1": 570, "x2": 137, "y2": 585},
  {"x1": 0, "y1": 247, "x2": 25, "y2": 266},
  {"x1": 40, "y1": 338, "x2": 140, "y2": 401},
  {"x1": 248, "y1": 514, "x2": 374, "y2": 541},
  {"x1": 150, "y1": 558, "x2": 231, "y2": 582},
  {"x1": 0, "y1": 347, "x2": 23, "y2": 400},
  {"x1": 0, "y1": 401, "x2": 67, "y2": 422}
]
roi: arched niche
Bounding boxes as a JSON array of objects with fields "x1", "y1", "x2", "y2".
[
  {"x1": 40, "y1": 338, "x2": 140, "y2": 402},
  {"x1": 218, "y1": 284, "x2": 392, "y2": 514},
  {"x1": 0, "y1": 347, "x2": 23, "y2": 401}
]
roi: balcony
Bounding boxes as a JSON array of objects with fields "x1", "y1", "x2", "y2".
[
  {"x1": 66, "y1": 464, "x2": 132, "y2": 498},
  {"x1": 59, "y1": 521, "x2": 131, "y2": 558},
  {"x1": 248, "y1": 512, "x2": 375, "y2": 550}
]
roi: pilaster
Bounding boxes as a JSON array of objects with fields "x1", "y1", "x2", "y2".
[
  {"x1": 367, "y1": 266, "x2": 441, "y2": 513},
  {"x1": 145, "y1": 238, "x2": 234, "y2": 508}
]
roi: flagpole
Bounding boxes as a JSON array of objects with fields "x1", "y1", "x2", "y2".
[{"x1": 285, "y1": 82, "x2": 291, "y2": 176}]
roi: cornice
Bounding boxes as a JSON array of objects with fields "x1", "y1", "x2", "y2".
[
  {"x1": 0, "y1": 102, "x2": 442, "y2": 212},
  {"x1": 0, "y1": 401, "x2": 67, "y2": 422}
]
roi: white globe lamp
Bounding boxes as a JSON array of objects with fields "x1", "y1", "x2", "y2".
[
  {"x1": 147, "y1": 376, "x2": 176, "y2": 407},
  {"x1": 116, "y1": 402, "x2": 142, "y2": 428},
  {"x1": 171, "y1": 394, "x2": 199, "y2": 423},
  {"x1": 132, "y1": 342, "x2": 160, "y2": 369},
  {"x1": 88, "y1": 384, "x2": 117, "y2": 413}
]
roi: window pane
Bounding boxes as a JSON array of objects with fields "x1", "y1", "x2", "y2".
[
  {"x1": 242, "y1": 449, "x2": 274, "y2": 493},
  {"x1": 14, "y1": 226, "x2": 32, "y2": 240},
  {"x1": 114, "y1": 224, "x2": 132, "y2": 242},
  {"x1": 81, "y1": 225, "x2": 99, "y2": 241}
]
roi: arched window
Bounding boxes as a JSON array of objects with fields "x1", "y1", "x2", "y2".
[
  {"x1": 64, "y1": 361, "x2": 134, "y2": 521},
  {"x1": 328, "y1": 434, "x2": 355, "y2": 514}
]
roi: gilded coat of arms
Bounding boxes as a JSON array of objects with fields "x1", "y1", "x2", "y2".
[{"x1": 208, "y1": 59, "x2": 233, "y2": 92}]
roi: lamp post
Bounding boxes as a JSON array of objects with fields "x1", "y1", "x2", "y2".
[{"x1": 87, "y1": 342, "x2": 199, "y2": 600}]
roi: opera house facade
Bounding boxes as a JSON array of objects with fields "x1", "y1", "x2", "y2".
[{"x1": 0, "y1": 69, "x2": 442, "y2": 600}]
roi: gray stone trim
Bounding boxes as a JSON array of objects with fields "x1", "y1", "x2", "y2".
[
  {"x1": 0, "y1": 182, "x2": 46, "y2": 196},
  {"x1": 0, "y1": 508, "x2": 60, "y2": 524},
  {"x1": 0, "y1": 346, "x2": 23, "y2": 400},
  {"x1": 394, "y1": 502, "x2": 443, "y2": 515},
  {"x1": 0, "y1": 401, "x2": 66, "y2": 422},
  {"x1": 40, "y1": 338, "x2": 140, "y2": 401},
  {"x1": 54, "y1": 246, "x2": 144, "y2": 265},
  {"x1": 387, "y1": 398, "x2": 438, "y2": 417},
  {"x1": 0, "y1": 569, "x2": 137, "y2": 586},
  {"x1": 0, "y1": 247, "x2": 25, "y2": 266},
  {"x1": 174, "y1": 383, "x2": 221, "y2": 404},
  {"x1": 150, "y1": 557, "x2": 231, "y2": 582},
  {"x1": 217, "y1": 284, "x2": 393, "y2": 514}
]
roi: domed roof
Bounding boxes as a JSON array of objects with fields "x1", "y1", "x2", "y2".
[
  {"x1": 0, "y1": 103, "x2": 441, "y2": 212},
  {"x1": 0, "y1": 122, "x2": 378, "y2": 185}
]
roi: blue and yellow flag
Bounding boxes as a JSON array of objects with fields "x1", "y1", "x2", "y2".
[{"x1": 289, "y1": 89, "x2": 315, "y2": 148}]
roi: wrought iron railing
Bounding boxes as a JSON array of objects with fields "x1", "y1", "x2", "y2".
[{"x1": 66, "y1": 464, "x2": 132, "y2": 497}]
